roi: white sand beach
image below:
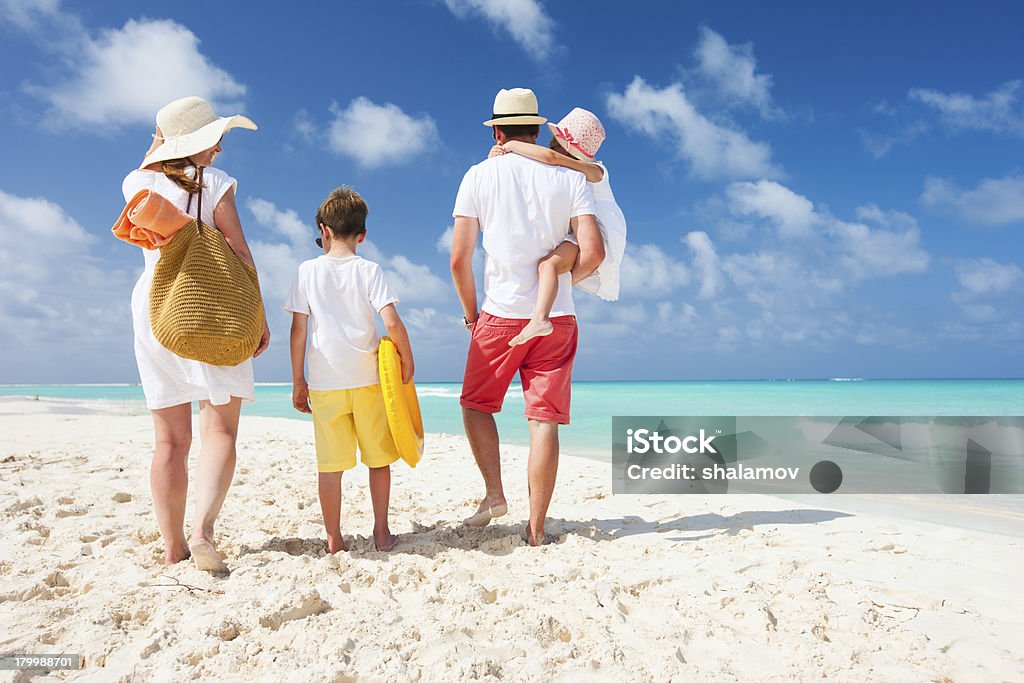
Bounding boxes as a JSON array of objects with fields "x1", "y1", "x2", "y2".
[{"x1": 1, "y1": 396, "x2": 1023, "y2": 681}]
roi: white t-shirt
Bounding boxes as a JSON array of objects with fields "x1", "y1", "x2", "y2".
[
  {"x1": 452, "y1": 154, "x2": 597, "y2": 318},
  {"x1": 283, "y1": 255, "x2": 399, "y2": 391}
]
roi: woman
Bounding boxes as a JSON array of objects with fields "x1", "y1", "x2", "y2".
[{"x1": 122, "y1": 96, "x2": 270, "y2": 573}]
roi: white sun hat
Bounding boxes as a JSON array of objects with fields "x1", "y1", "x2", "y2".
[
  {"x1": 482, "y1": 88, "x2": 547, "y2": 126},
  {"x1": 547, "y1": 108, "x2": 606, "y2": 161},
  {"x1": 140, "y1": 96, "x2": 257, "y2": 168}
]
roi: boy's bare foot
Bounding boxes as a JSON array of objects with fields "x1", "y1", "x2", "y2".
[
  {"x1": 164, "y1": 543, "x2": 191, "y2": 566},
  {"x1": 326, "y1": 535, "x2": 348, "y2": 554},
  {"x1": 523, "y1": 523, "x2": 555, "y2": 547},
  {"x1": 373, "y1": 526, "x2": 398, "y2": 551},
  {"x1": 508, "y1": 319, "x2": 553, "y2": 347}
]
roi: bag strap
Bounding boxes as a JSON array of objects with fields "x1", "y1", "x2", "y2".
[{"x1": 185, "y1": 166, "x2": 205, "y2": 235}]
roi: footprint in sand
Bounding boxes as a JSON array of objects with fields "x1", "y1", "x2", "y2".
[
  {"x1": 210, "y1": 619, "x2": 242, "y2": 641},
  {"x1": 7, "y1": 496, "x2": 42, "y2": 513},
  {"x1": 258, "y1": 590, "x2": 329, "y2": 630},
  {"x1": 55, "y1": 505, "x2": 88, "y2": 518},
  {"x1": 111, "y1": 492, "x2": 132, "y2": 503},
  {"x1": 43, "y1": 571, "x2": 70, "y2": 588}
]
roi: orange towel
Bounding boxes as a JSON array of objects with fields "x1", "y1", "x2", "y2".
[{"x1": 111, "y1": 189, "x2": 194, "y2": 250}]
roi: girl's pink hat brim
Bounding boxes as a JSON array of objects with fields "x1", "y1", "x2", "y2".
[
  {"x1": 547, "y1": 123, "x2": 594, "y2": 161},
  {"x1": 546, "y1": 108, "x2": 606, "y2": 161}
]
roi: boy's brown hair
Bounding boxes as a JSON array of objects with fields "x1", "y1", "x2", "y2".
[{"x1": 316, "y1": 185, "x2": 368, "y2": 238}]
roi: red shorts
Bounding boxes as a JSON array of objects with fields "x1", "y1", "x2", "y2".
[{"x1": 460, "y1": 312, "x2": 578, "y2": 424}]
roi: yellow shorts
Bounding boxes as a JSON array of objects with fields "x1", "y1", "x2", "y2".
[{"x1": 309, "y1": 385, "x2": 400, "y2": 472}]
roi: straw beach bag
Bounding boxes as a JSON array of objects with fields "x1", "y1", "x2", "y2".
[{"x1": 149, "y1": 167, "x2": 264, "y2": 366}]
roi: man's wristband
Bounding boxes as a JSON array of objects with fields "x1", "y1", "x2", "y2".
[{"x1": 463, "y1": 315, "x2": 477, "y2": 329}]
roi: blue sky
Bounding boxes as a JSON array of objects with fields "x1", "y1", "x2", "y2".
[{"x1": 1, "y1": 0, "x2": 1022, "y2": 382}]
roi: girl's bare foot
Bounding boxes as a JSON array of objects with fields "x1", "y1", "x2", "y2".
[
  {"x1": 509, "y1": 319, "x2": 553, "y2": 346},
  {"x1": 326, "y1": 535, "x2": 348, "y2": 554}
]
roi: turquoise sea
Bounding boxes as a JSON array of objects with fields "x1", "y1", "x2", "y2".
[{"x1": 2, "y1": 380, "x2": 1022, "y2": 459}]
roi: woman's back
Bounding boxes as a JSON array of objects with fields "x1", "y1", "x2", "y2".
[
  {"x1": 123, "y1": 167, "x2": 234, "y2": 224},
  {"x1": 122, "y1": 167, "x2": 237, "y2": 269}
]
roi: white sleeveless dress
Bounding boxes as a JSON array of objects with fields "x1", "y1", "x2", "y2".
[
  {"x1": 122, "y1": 167, "x2": 256, "y2": 410},
  {"x1": 574, "y1": 161, "x2": 627, "y2": 301}
]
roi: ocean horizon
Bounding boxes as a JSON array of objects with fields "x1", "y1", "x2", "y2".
[{"x1": 4, "y1": 379, "x2": 1022, "y2": 459}]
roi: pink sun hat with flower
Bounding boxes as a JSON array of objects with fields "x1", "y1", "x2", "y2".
[{"x1": 547, "y1": 107, "x2": 606, "y2": 161}]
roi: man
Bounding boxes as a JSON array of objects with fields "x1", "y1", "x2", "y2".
[{"x1": 450, "y1": 88, "x2": 604, "y2": 546}]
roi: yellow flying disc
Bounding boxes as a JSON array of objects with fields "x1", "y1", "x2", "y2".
[{"x1": 378, "y1": 336, "x2": 423, "y2": 467}]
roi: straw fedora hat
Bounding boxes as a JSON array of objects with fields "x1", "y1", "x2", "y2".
[
  {"x1": 140, "y1": 96, "x2": 257, "y2": 168},
  {"x1": 483, "y1": 88, "x2": 547, "y2": 126},
  {"x1": 547, "y1": 108, "x2": 606, "y2": 161}
]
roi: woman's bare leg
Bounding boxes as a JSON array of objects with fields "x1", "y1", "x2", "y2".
[
  {"x1": 190, "y1": 398, "x2": 241, "y2": 572},
  {"x1": 150, "y1": 403, "x2": 192, "y2": 565},
  {"x1": 509, "y1": 241, "x2": 580, "y2": 346}
]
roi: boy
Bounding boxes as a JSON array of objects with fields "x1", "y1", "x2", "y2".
[{"x1": 285, "y1": 186, "x2": 414, "y2": 553}]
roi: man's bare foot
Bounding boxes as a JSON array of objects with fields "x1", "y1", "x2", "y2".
[
  {"x1": 163, "y1": 543, "x2": 191, "y2": 566},
  {"x1": 326, "y1": 535, "x2": 348, "y2": 554},
  {"x1": 372, "y1": 528, "x2": 395, "y2": 552},
  {"x1": 464, "y1": 498, "x2": 508, "y2": 527},
  {"x1": 508, "y1": 319, "x2": 553, "y2": 346}
]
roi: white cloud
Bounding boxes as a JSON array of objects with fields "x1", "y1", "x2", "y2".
[
  {"x1": 381, "y1": 254, "x2": 449, "y2": 303},
  {"x1": 948, "y1": 257, "x2": 1021, "y2": 324},
  {"x1": 403, "y1": 307, "x2": 440, "y2": 331},
  {"x1": 618, "y1": 243, "x2": 689, "y2": 297},
  {"x1": 29, "y1": 18, "x2": 247, "y2": 129},
  {"x1": 954, "y1": 258, "x2": 1023, "y2": 296},
  {"x1": 442, "y1": 0, "x2": 555, "y2": 60},
  {"x1": 294, "y1": 109, "x2": 315, "y2": 140},
  {"x1": 247, "y1": 198, "x2": 309, "y2": 244},
  {"x1": 721, "y1": 250, "x2": 843, "y2": 310},
  {"x1": 327, "y1": 97, "x2": 438, "y2": 168},
  {"x1": 0, "y1": 188, "x2": 134, "y2": 377},
  {"x1": 685, "y1": 182, "x2": 936, "y2": 349},
  {"x1": 607, "y1": 76, "x2": 778, "y2": 181},
  {"x1": 920, "y1": 175, "x2": 1024, "y2": 227},
  {"x1": 858, "y1": 121, "x2": 928, "y2": 159},
  {"x1": 683, "y1": 231, "x2": 721, "y2": 299},
  {"x1": 655, "y1": 301, "x2": 699, "y2": 336},
  {"x1": 716, "y1": 181, "x2": 929, "y2": 281},
  {"x1": 829, "y1": 212, "x2": 930, "y2": 279},
  {"x1": 0, "y1": 0, "x2": 67, "y2": 33},
  {"x1": 910, "y1": 80, "x2": 1024, "y2": 136},
  {"x1": 575, "y1": 301, "x2": 654, "y2": 340},
  {"x1": 244, "y1": 199, "x2": 311, "y2": 315},
  {"x1": 436, "y1": 225, "x2": 454, "y2": 253},
  {"x1": 725, "y1": 180, "x2": 817, "y2": 238},
  {"x1": 693, "y1": 27, "x2": 780, "y2": 119}
]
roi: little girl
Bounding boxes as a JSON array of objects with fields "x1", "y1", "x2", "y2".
[{"x1": 490, "y1": 108, "x2": 627, "y2": 346}]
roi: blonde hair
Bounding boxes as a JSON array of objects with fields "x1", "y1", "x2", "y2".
[
  {"x1": 160, "y1": 158, "x2": 204, "y2": 195},
  {"x1": 316, "y1": 186, "x2": 368, "y2": 238}
]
